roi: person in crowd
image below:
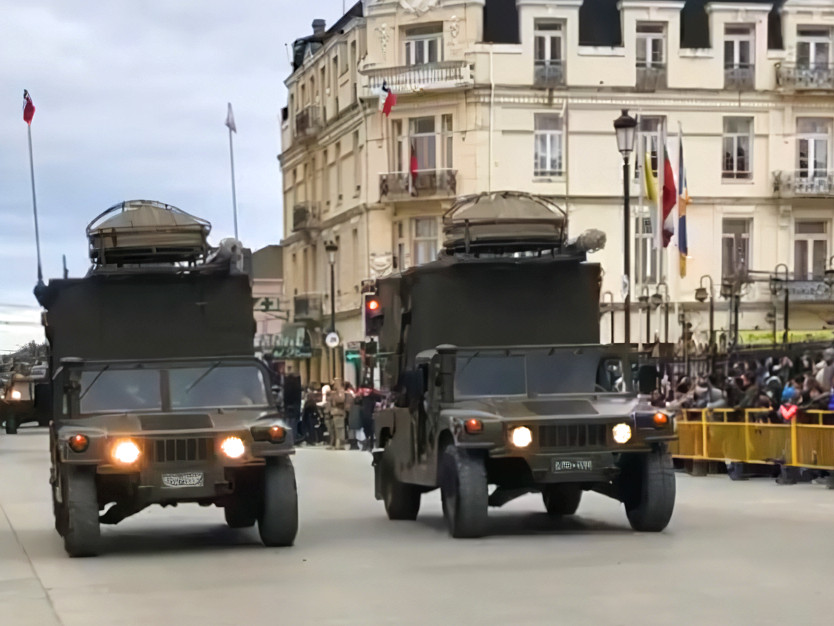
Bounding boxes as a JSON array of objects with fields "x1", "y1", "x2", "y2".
[
  {"x1": 327, "y1": 378, "x2": 347, "y2": 450},
  {"x1": 283, "y1": 371, "x2": 302, "y2": 441}
]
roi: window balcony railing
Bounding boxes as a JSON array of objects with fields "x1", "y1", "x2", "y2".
[
  {"x1": 534, "y1": 60, "x2": 565, "y2": 87},
  {"x1": 294, "y1": 105, "x2": 323, "y2": 141},
  {"x1": 360, "y1": 61, "x2": 472, "y2": 98},
  {"x1": 724, "y1": 64, "x2": 755, "y2": 90},
  {"x1": 379, "y1": 168, "x2": 458, "y2": 199},
  {"x1": 292, "y1": 202, "x2": 320, "y2": 232},
  {"x1": 776, "y1": 63, "x2": 834, "y2": 90},
  {"x1": 293, "y1": 294, "x2": 323, "y2": 322},
  {"x1": 636, "y1": 64, "x2": 667, "y2": 92},
  {"x1": 772, "y1": 170, "x2": 834, "y2": 197}
]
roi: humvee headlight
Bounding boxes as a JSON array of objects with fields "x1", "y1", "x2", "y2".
[
  {"x1": 10, "y1": 390, "x2": 21, "y2": 401},
  {"x1": 221, "y1": 436, "x2": 246, "y2": 459},
  {"x1": 612, "y1": 423, "x2": 632, "y2": 444},
  {"x1": 112, "y1": 440, "x2": 141, "y2": 465},
  {"x1": 510, "y1": 426, "x2": 533, "y2": 448}
]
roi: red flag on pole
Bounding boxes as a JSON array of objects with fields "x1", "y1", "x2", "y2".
[
  {"x1": 380, "y1": 81, "x2": 397, "y2": 117},
  {"x1": 23, "y1": 90, "x2": 35, "y2": 125},
  {"x1": 409, "y1": 143, "x2": 418, "y2": 196}
]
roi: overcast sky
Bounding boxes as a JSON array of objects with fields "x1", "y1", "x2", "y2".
[{"x1": 0, "y1": 0, "x2": 342, "y2": 352}]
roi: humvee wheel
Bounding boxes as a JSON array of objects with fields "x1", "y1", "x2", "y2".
[
  {"x1": 4, "y1": 417, "x2": 17, "y2": 435},
  {"x1": 439, "y1": 445, "x2": 488, "y2": 538},
  {"x1": 622, "y1": 448, "x2": 676, "y2": 532},
  {"x1": 381, "y1": 447, "x2": 420, "y2": 520},
  {"x1": 61, "y1": 466, "x2": 101, "y2": 557},
  {"x1": 258, "y1": 457, "x2": 298, "y2": 547},
  {"x1": 224, "y1": 502, "x2": 257, "y2": 529},
  {"x1": 542, "y1": 484, "x2": 582, "y2": 516}
]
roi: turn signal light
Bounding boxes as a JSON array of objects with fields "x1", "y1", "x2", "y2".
[
  {"x1": 268, "y1": 426, "x2": 286, "y2": 443},
  {"x1": 68, "y1": 434, "x2": 89, "y2": 453},
  {"x1": 653, "y1": 412, "x2": 669, "y2": 426},
  {"x1": 464, "y1": 419, "x2": 483, "y2": 434}
]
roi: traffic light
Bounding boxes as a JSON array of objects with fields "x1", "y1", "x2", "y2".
[{"x1": 364, "y1": 292, "x2": 383, "y2": 337}]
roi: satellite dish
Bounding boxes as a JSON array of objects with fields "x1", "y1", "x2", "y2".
[{"x1": 325, "y1": 331, "x2": 341, "y2": 349}]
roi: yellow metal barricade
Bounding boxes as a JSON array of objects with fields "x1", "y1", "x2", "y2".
[{"x1": 671, "y1": 407, "x2": 833, "y2": 470}]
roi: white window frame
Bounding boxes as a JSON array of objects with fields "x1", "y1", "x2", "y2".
[
  {"x1": 394, "y1": 218, "x2": 441, "y2": 270},
  {"x1": 722, "y1": 117, "x2": 753, "y2": 181},
  {"x1": 635, "y1": 116, "x2": 664, "y2": 179},
  {"x1": 797, "y1": 27, "x2": 832, "y2": 69},
  {"x1": 794, "y1": 220, "x2": 829, "y2": 280},
  {"x1": 797, "y1": 118, "x2": 831, "y2": 179},
  {"x1": 722, "y1": 218, "x2": 752, "y2": 278},
  {"x1": 533, "y1": 114, "x2": 563, "y2": 178},
  {"x1": 636, "y1": 23, "x2": 666, "y2": 68},
  {"x1": 404, "y1": 26, "x2": 443, "y2": 66},
  {"x1": 534, "y1": 21, "x2": 563, "y2": 67},
  {"x1": 635, "y1": 213, "x2": 658, "y2": 284},
  {"x1": 724, "y1": 25, "x2": 754, "y2": 69}
]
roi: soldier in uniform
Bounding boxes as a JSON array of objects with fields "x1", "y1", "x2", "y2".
[{"x1": 327, "y1": 379, "x2": 347, "y2": 450}]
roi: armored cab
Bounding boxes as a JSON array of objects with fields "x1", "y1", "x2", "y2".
[
  {"x1": 38, "y1": 200, "x2": 297, "y2": 557},
  {"x1": 370, "y1": 191, "x2": 675, "y2": 538}
]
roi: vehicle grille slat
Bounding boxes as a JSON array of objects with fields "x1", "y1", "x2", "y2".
[
  {"x1": 537, "y1": 424, "x2": 609, "y2": 450},
  {"x1": 143, "y1": 437, "x2": 215, "y2": 463}
]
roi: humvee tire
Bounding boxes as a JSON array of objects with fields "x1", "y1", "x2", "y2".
[
  {"x1": 258, "y1": 458, "x2": 298, "y2": 547},
  {"x1": 623, "y1": 448, "x2": 676, "y2": 532},
  {"x1": 4, "y1": 417, "x2": 17, "y2": 435},
  {"x1": 381, "y1": 447, "x2": 420, "y2": 520},
  {"x1": 440, "y1": 445, "x2": 488, "y2": 538},
  {"x1": 62, "y1": 466, "x2": 101, "y2": 557},
  {"x1": 542, "y1": 484, "x2": 582, "y2": 516},
  {"x1": 224, "y1": 501, "x2": 257, "y2": 529}
]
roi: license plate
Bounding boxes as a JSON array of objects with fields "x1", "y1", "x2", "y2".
[
  {"x1": 552, "y1": 458, "x2": 594, "y2": 472},
  {"x1": 161, "y1": 472, "x2": 204, "y2": 488}
]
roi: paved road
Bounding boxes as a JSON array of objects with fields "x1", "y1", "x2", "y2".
[{"x1": 2, "y1": 428, "x2": 833, "y2": 626}]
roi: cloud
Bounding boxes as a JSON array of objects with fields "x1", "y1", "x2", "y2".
[{"x1": 0, "y1": 0, "x2": 328, "y2": 350}]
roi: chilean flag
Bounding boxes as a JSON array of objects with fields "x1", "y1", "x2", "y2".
[
  {"x1": 23, "y1": 90, "x2": 35, "y2": 125},
  {"x1": 379, "y1": 81, "x2": 396, "y2": 117}
]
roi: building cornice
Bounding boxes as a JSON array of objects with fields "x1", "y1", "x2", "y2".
[
  {"x1": 285, "y1": 18, "x2": 365, "y2": 87},
  {"x1": 618, "y1": 1, "x2": 686, "y2": 11},
  {"x1": 705, "y1": 3, "x2": 774, "y2": 15},
  {"x1": 517, "y1": 0, "x2": 583, "y2": 8}
]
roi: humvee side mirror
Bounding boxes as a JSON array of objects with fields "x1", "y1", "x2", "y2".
[{"x1": 637, "y1": 365, "x2": 658, "y2": 395}]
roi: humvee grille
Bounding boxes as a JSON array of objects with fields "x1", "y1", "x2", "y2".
[
  {"x1": 145, "y1": 437, "x2": 215, "y2": 463},
  {"x1": 537, "y1": 424, "x2": 609, "y2": 449}
]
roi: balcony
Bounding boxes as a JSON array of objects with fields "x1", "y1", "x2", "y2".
[
  {"x1": 636, "y1": 64, "x2": 666, "y2": 92},
  {"x1": 534, "y1": 61, "x2": 565, "y2": 88},
  {"x1": 292, "y1": 203, "x2": 320, "y2": 232},
  {"x1": 776, "y1": 63, "x2": 834, "y2": 90},
  {"x1": 360, "y1": 61, "x2": 472, "y2": 98},
  {"x1": 294, "y1": 105, "x2": 323, "y2": 141},
  {"x1": 773, "y1": 171, "x2": 834, "y2": 197},
  {"x1": 725, "y1": 65, "x2": 755, "y2": 90},
  {"x1": 294, "y1": 294, "x2": 323, "y2": 322},
  {"x1": 379, "y1": 169, "x2": 457, "y2": 200}
]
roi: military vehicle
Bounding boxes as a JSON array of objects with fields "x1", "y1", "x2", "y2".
[
  {"x1": 369, "y1": 192, "x2": 676, "y2": 538},
  {"x1": 1, "y1": 369, "x2": 49, "y2": 434},
  {"x1": 35, "y1": 200, "x2": 297, "y2": 557}
]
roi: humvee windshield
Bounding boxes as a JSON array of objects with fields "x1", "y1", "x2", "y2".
[
  {"x1": 454, "y1": 348, "x2": 625, "y2": 397},
  {"x1": 79, "y1": 362, "x2": 268, "y2": 414}
]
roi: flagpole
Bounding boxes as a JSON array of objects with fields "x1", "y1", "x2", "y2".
[
  {"x1": 228, "y1": 124, "x2": 239, "y2": 240},
  {"x1": 27, "y1": 123, "x2": 43, "y2": 284}
]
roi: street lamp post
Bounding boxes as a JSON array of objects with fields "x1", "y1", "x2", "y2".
[
  {"x1": 602, "y1": 291, "x2": 615, "y2": 344},
  {"x1": 765, "y1": 309, "x2": 776, "y2": 347},
  {"x1": 325, "y1": 240, "x2": 339, "y2": 380},
  {"x1": 695, "y1": 275, "x2": 715, "y2": 359},
  {"x1": 770, "y1": 263, "x2": 790, "y2": 345},
  {"x1": 721, "y1": 279, "x2": 742, "y2": 352},
  {"x1": 652, "y1": 281, "x2": 670, "y2": 344},
  {"x1": 614, "y1": 109, "x2": 637, "y2": 347},
  {"x1": 638, "y1": 286, "x2": 651, "y2": 346}
]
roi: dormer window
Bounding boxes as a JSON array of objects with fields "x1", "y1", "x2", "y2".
[
  {"x1": 724, "y1": 25, "x2": 754, "y2": 89},
  {"x1": 636, "y1": 23, "x2": 665, "y2": 69},
  {"x1": 534, "y1": 21, "x2": 565, "y2": 87},
  {"x1": 404, "y1": 24, "x2": 443, "y2": 66}
]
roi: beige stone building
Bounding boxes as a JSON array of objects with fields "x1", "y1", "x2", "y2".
[{"x1": 279, "y1": 0, "x2": 834, "y2": 384}]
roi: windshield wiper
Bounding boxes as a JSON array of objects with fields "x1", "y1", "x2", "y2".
[
  {"x1": 185, "y1": 361, "x2": 221, "y2": 394},
  {"x1": 80, "y1": 365, "x2": 110, "y2": 400}
]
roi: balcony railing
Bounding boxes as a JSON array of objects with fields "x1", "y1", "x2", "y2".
[
  {"x1": 636, "y1": 64, "x2": 667, "y2": 92},
  {"x1": 294, "y1": 294, "x2": 323, "y2": 322},
  {"x1": 534, "y1": 61, "x2": 565, "y2": 88},
  {"x1": 776, "y1": 63, "x2": 834, "y2": 90},
  {"x1": 724, "y1": 64, "x2": 755, "y2": 90},
  {"x1": 773, "y1": 170, "x2": 834, "y2": 197},
  {"x1": 379, "y1": 168, "x2": 458, "y2": 199},
  {"x1": 292, "y1": 203, "x2": 319, "y2": 232},
  {"x1": 294, "y1": 105, "x2": 323, "y2": 140},
  {"x1": 361, "y1": 61, "x2": 472, "y2": 97}
]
